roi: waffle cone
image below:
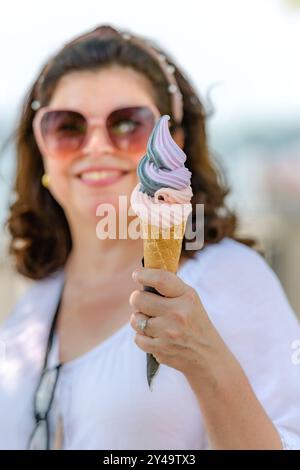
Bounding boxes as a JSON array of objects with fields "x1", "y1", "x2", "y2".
[{"x1": 142, "y1": 221, "x2": 186, "y2": 273}]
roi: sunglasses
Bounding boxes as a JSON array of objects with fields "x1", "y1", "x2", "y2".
[
  {"x1": 33, "y1": 106, "x2": 158, "y2": 159},
  {"x1": 28, "y1": 365, "x2": 62, "y2": 450}
]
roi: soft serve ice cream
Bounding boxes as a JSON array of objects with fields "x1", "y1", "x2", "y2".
[{"x1": 130, "y1": 115, "x2": 193, "y2": 232}]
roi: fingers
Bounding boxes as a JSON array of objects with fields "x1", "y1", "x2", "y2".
[
  {"x1": 130, "y1": 312, "x2": 162, "y2": 338},
  {"x1": 133, "y1": 333, "x2": 160, "y2": 357},
  {"x1": 132, "y1": 268, "x2": 186, "y2": 297},
  {"x1": 129, "y1": 289, "x2": 171, "y2": 317}
]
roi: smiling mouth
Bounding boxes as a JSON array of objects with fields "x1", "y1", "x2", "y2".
[{"x1": 76, "y1": 169, "x2": 130, "y2": 187}]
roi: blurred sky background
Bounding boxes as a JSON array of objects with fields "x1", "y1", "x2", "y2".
[{"x1": 1, "y1": 0, "x2": 300, "y2": 318}]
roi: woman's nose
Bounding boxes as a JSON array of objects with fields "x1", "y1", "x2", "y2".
[{"x1": 81, "y1": 127, "x2": 115, "y2": 155}]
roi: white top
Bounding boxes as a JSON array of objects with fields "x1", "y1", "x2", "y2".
[{"x1": 1, "y1": 237, "x2": 300, "y2": 450}]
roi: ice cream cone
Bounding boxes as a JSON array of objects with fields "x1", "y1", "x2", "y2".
[
  {"x1": 130, "y1": 115, "x2": 193, "y2": 391},
  {"x1": 142, "y1": 221, "x2": 186, "y2": 273},
  {"x1": 142, "y1": 221, "x2": 186, "y2": 390}
]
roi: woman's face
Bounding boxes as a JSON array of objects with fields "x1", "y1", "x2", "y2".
[{"x1": 42, "y1": 65, "x2": 161, "y2": 223}]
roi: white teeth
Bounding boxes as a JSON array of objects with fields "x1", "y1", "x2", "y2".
[{"x1": 80, "y1": 170, "x2": 122, "y2": 181}]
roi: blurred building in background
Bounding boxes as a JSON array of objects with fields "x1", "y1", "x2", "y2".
[
  {"x1": 210, "y1": 120, "x2": 300, "y2": 316},
  {"x1": 1, "y1": 0, "x2": 300, "y2": 321}
]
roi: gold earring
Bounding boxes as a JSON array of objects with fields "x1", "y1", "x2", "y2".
[{"x1": 41, "y1": 173, "x2": 50, "y2": 188}]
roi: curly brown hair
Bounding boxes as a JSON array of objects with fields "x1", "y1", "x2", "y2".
[{"x1": 6, "y1": 25, "x2": 253, "y2": 280}]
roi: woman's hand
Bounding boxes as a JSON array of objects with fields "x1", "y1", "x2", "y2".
[
  {"x1": 129, "y1": 267, "x2": 229, "y2": 381},
  {"x1": 129, "y1": 267, "x2": 283, "y2": 450}
]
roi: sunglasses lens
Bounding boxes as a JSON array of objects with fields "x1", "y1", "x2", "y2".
[
  {"x1": 107, "y1": 107, "x2": 155, "y2": 154},
  {"x1": 28, "y1": 420, "x2": 48, "y2": 450},
  {"x1": 35, "y1": 368, "x2": 59, "y2": 417},
  {"x1": 40, "y1": 110, "x2": 87, "y2": 158}
]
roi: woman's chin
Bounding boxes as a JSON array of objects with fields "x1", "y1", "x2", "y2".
[
  {"x1": 66, "y1": 173, "x2": 138, "y2": 225},
  {"x1": 72, "y1": 195, "x2": 127, "y2": 223},
  {"x1": 71, "y1": 173, "x2": 137, "y2": 215}
]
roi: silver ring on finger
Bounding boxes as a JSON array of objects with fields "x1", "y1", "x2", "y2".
[{"x1": 138, "y1": 318, "x2": 148, "y2": 334}]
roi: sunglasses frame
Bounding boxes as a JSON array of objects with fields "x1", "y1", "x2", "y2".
[
  {"x1": 28, "y1": 364, "x2": 62, "y2": 450},
  {"x1": 32, "y1": 105, "x2": 160, "y2": 158}
]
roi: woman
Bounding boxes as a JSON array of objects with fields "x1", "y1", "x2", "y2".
[{"x1": 0, "y1": 25, "x2": 300, "y2": 450}]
